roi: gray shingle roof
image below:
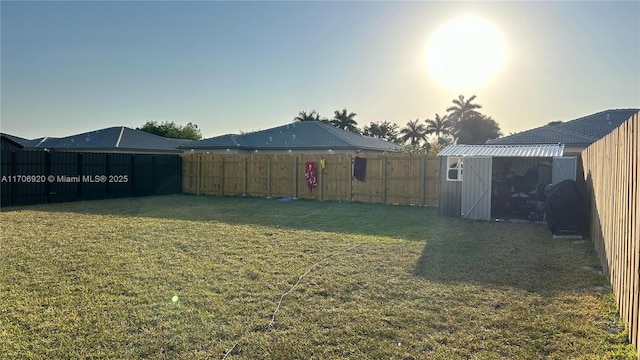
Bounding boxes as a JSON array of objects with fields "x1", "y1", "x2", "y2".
[
  {"x1": 0, "y1": 133, "x2": 56, "y2": 148},
  {"x1": 0, "y1": 133, "x2": 29, "y2": 145},
  {"x1": 21, "y1": 127, "x2": 193, "y2": 152},
  {"x1": 1, "y1": 134, "x2": 25, "y2": 149},
  {"x1": 180, "y1": 121, "x2": 400, "y2": 152},
  {"x1": 186, "y1": 134, "x2": 242, "y2": 148},
  {"x1": 487, "y1": 109, "x2": 639, "y2": 145}
]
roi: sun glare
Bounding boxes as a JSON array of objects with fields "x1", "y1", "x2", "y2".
[{"x1": 426, "y1": 16, "x2": 506, "y2": 89}]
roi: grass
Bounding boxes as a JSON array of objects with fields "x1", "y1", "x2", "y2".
[{"x1": 0, "y1": 194, "x2": 636, "y2": 359}]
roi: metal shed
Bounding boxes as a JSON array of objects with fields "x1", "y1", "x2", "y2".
[{"x1": 437, "y1": 144, "x2": 576, "y2": 221}]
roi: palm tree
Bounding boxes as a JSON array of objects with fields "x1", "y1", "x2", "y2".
[
  {"x1": 294, "y1": 110, "x2": 322, "y2": 122},
  {"x1": 400, "y1": 119, "x2": 428, "y2": 145},
  {"x1": 425, "y1": 113, "x2": 453, "y2": 144},
  {"x1": 331, "y1": 108, "x2": 359, "y2": 133},
  {"x1": 446, "y1": 95, "x2": 482, "y2": 139}
]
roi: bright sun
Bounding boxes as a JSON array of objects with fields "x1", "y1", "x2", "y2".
[{"x1": 426, "y1": 16, "x2": 506, "y2": 89}]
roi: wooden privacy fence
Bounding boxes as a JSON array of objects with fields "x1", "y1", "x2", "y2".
[
  {"x1": 182, "y1": 153, "x2": 439, "y2": 206},
  {"x1": 582, "y1": 111, "x2": 639, "y2": 357}
]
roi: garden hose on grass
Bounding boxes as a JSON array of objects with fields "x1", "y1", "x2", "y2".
[{"x1": 222, "y1": 243, "x2": 362, "y2": 359}]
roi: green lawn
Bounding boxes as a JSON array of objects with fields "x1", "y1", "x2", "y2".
[{"x1": 0, "y1": 195, "x2": 635, "y2": 359}]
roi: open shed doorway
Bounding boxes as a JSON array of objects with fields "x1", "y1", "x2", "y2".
[
  {"x1": 491, "y1": 157, "x2": 577, "y2": 221},
  {"x1": 491, "y1": 157, "x2": 553, "y2": 222}
]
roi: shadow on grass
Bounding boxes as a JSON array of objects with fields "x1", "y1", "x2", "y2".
[
  {"x1": 4, "y1": 194, "x2": 605, "y2": 295},
  {"x1": 412, "y1": 218, "x2": 605, "y2": 295},
  {"x1": 2, "y1": 194, "x2": 440, "y2": 241}
]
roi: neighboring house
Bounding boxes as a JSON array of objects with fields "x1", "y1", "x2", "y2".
[
  {"x1": 15, "y1": 127, "x2": 193, "y2": 154},
  {"x1": 179, "y1": 121, "x2": 401, "y2": 154},
  {"x1": 487, "y1": 109, "x2": 640, "y2": 154}
]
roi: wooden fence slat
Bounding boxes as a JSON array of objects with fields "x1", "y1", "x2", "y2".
[
  {"x1": 582, "y1": 112, "x2": 640, "y2": 359},
  {"x1": 632, "y1": 116, "x2": 637, "y2": 351}
]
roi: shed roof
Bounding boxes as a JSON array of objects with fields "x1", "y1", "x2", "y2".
[{"x1": 438, "y1": 144, "x2": 565, "y2": 157}]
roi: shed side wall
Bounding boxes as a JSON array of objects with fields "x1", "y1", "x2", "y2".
[{"x1": 437, "y1": 156, "x2": 462, "y2": 217}]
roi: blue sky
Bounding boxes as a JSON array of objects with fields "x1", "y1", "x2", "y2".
[{"x1": 1, "y1": 1, "x2": 639, "y2": 140}]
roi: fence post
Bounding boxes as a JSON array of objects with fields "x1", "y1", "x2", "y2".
[
  {"x1": 45, "y1": 151, "x2": 51, "y2": 203},
  {"x1": 244, "y1": 156, "x2": 248, "y2": 196},
  {"x1": 349, "y1": 155, "x2": 354, "y2": 202},
  {"x1": 220, "y1": 156, "x2": 225, "y2": 196},
  {"x1": 294, "y1": 156, "x2": 299, "y2": 198},
  {"x1": 319, "y1": 157, "x2": 324, "y2": 201},
  {"x1": 105, "y1": 154, "x2": 111, "y2": 198},
  {"x1": 133, "y1": 154, "x2": 139, "y2": 197},
  {"x1": 177, "y1": 155, "x2": 183, "y2": 195},
  {"x1": 421, "y1": 154, "x2": 426, "y2": 206},
  {"x1": 129, "y1": 154, "x2": 135, "y2": 196},
  {"x1": 197, "y1": 154, "x2": 202, "y2": 196},
  {"x1": 382, "y1": 153, "x2": 387, "y2": 204},
  {"x1": 151, "y1": 155, "x2": 158, "y2": 195},
  {"x1": 267, "y1": 156, "x2": 272, "y2": 198},
  {"x1": 77, "y1": 153, "x2": 83, "y2": 200},
  {"x1": 10, "y1": 151, "x2": 17, "y2": 206}
]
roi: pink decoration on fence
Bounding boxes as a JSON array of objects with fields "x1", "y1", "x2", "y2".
[{"x1": 305, "y1": 162, "x2": 318, "y2": 192}]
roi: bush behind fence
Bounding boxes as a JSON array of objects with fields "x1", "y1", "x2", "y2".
[{"x1": 182, "y1": 153, "x2": 440, "y2": 206}]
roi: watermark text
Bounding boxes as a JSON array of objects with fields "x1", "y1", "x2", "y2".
[{"x1": 1, "y1": 175, "x2": 129, "y2": 183}]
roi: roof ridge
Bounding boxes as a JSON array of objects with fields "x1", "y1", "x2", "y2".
[
  {"x1": 35, "y1": 137, "x2": 50, "y2": 147},
  {"x1": 314, "y1": 121, "x2": 356, "y2": 147},
  {"x1": 115, "y1": 127, "x2": 125, "y2": 148},
  {"x1": 229, "y1": 134, "x2": 242, "y2": 147}
]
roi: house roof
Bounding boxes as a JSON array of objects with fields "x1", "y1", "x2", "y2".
[
  {"x1": 438, "y1": 144, "x2": 565, "y2": 157},
  {"x1": 179, "y1": 121, "x2": 401, "y2": 152},
  {"x1": 0, "y1": 134, "x2": 25, "y2": 149},
  {"x1": 487, "y1": 109, "x2": 640, "y2": 145},
  {"x1": 21, "y1": 127, "x2": 193, "y2": 152},
  {"x1": 188, "y1": 134, "x2": 242, "y2": 148},
  {"x1": 0, "y1": 133, "x2": 51, "y2": 148},
  {"x1": 0, "y1": 133, "x2": 29, "y2": 146}
]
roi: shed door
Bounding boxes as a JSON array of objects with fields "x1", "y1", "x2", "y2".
[
  {"x1": 461, "y1": 157, "x2": 492, "y2": 220},
  {"x1": 552, "y1": 157, "x2": 576, "y2": 183}
]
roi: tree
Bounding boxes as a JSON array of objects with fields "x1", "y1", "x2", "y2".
[
  {"x1": 427, "y1": 141, "x2": 447, "y2": 155},
  {"x1": 455, "y1": 114, "x2": 502, "y2": 145},
  {"x1": 399, "y1": 119, "x2": 428, "y2": 145},
  {"x1": 425, "y1": 113, "x2": 453, "y2": 143},
  {"x1": 331, "y1": 108, "x2": 359, "y2": 133},
  {"x1": 362, "y1": 121, "x2": 400, "y2": 143},
  {"x1": 294, "y1": 110, "x2": 326, "y2": 122},
  {"x1": 137, "y1": 121, "x2": 202, "y2": 140},
  {"x1": 446, "y1": 95, "x2": 482, "y2": 139},
  {"x1": 394, "y1": 143, "x2": 431, "y2": 154}
]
